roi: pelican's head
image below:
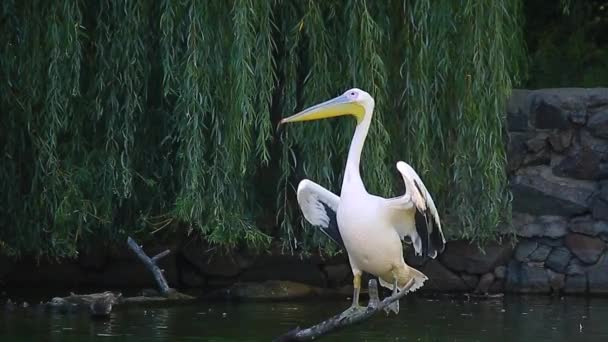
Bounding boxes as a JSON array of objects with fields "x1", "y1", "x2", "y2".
[{"x1": 280, "y1": 88, "x2": 374, "y2": 125}]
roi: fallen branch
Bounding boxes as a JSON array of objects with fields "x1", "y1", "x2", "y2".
[
  {"x1": 274, "y1": 278, "x2": 415, "y2": 341},
  {"x1": 127, "y1": 236, "x2": 171, "y2": 296}
]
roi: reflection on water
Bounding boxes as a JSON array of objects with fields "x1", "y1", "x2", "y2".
[{"x1": 1, "y1": 295, "x2": 607, "y2": 341}]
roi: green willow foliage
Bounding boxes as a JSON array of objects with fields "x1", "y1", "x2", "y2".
[{"x1": 0, "y1": 1, "x2": 524, "y2": 258}]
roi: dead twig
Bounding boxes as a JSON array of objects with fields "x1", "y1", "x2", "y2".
[
  {"x1": 274, "y1": 279, "x2": 415, "y2": 341},
  {"x1": 127, "y1": 237, "x2": 171, "y2": 296}
]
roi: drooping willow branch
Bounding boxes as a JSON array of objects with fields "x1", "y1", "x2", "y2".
[{"x1": 0, "y1": 0, "x2": 524, "y2": 257}]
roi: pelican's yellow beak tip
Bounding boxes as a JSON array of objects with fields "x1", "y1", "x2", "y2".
[{"x1": 279, "y1": 93, "x2": 366, "y2": 125}]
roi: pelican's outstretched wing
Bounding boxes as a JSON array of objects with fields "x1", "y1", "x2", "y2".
[
  {"x1": 296, "y1": 179, "x2": 344, "y2": 248},
  {"x1": 385, "y1": 161, "x2": 445, "y2": 258}
]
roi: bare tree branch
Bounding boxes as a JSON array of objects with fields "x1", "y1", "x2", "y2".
[
  {"x1": 127, "y1": 237, "x2": 171, "y2": 296},
  {"x1": 151, "y1": 250, "x2": 171, "y2": 263},
  {"x1": 274, "y1": 279, "x2": 415, "y2": 341}
]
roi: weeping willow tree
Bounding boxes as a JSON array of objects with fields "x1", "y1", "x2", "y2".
[{"x1": 0, "y1": 1, "x2": 524, "y2": 258}]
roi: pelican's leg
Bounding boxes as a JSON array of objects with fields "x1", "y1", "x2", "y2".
[
  {"x1": 384, "y1": 277, "x2": 400, "y2": 315},
  {"x1": 367, "y1": 279, "x2": 380, "y2": 309},
  {"x1": 342, "y1": 270, "x2": 364, "y2": 317},
  {"x1": 351, "y1": 271, "x2": 362, "y2": 308}
]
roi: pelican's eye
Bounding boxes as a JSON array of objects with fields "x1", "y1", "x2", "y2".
[{"x1": 347, "y1": 90, "x2": 358, "y2": 99}]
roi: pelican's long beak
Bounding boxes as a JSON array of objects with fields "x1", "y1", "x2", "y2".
[{"x1": 279, "y1": 94, "x2": 365, "y2": 125}]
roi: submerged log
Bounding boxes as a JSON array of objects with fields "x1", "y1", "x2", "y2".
[
  {"x1": 23, "y1": 239, "x2": 195, "y2": 317},
  {"x1": 274, "y1": 279, "x2": 415, "y2": 341},
  {"x1": 127, "y1": 236, "x2": 171, "y2": 296},
  {"x1": 47, "y1": 291, "x2": 122, "y2": 316},
  {"x1": 43, "y1": 290, "x2": 196, "y2": 315},
  {"x1": 90, "y1": 294, "x2": 118, "y2": 318}
]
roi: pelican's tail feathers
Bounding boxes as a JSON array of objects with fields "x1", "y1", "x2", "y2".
[
  {"x1": 379, "y1": 265, "x2": 428, "y2": 293},
  {"x1": 403, "y1": 267, "x2": 428, "y2": 292}
]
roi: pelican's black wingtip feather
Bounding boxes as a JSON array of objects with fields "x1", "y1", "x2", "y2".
[
  {"x1": 320, "y1": 202, "x2": 345, "y2": 249},
  {"x1": 412, "y1": 179, "x2": 445, "y2": 259},
  {"x1": 414, "y1": 210, "x2": 431, "y2": 258}
]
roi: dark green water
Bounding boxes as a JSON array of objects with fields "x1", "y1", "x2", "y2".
[{"x1": 1, "y1": 295, "x2": 607, "y2": 341}]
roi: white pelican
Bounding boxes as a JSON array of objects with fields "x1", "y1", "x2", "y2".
[{"x1": 280, "y1": 88, "x2": 445, "y2": 313}]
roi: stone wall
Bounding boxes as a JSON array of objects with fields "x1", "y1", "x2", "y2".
[{"x1": 503, "y1": 88, "x2": 608, "y2": 294}]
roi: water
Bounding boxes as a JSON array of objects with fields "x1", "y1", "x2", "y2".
[{"x1": 1, "y1": 295, "x2": 607, "y2": 341}]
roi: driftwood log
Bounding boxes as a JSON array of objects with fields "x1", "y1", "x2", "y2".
[
  {"x1": 42, "y1": 290, "x2": 196, "y2": 317},
  {"x1": 10, "y1": 238, "x2": 193, "y2": 318},
  {"x1": 127, "y1": 236, "x2": 171, "y2": 296},
  {"x1": 274, "y1": 278, "x2": 415, "y2": 341},
  {"x1": 46, "y1": 291, "x2": 122, "y2": 317}
]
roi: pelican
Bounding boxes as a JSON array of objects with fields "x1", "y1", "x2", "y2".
[{"x1": 280, "y1": 88, "x2": 445, "y2": 314}]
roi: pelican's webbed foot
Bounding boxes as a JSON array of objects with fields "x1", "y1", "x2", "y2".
[
  {"x1": 383, "y1": 277, "x2": 400, "y2": 315},
  {"x1": 341, "y1": 304, "x2": 365, "y2": 318},
  {"x1": 341, "y1": 273, "x2": 365, "y2": 318},
  {"x1": 384, "y1": 298, "x2": 399, "y2": 315}
]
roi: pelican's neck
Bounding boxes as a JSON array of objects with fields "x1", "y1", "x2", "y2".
[{"x1": 341, "y1": 110, "x2": 372, "y2": 196}]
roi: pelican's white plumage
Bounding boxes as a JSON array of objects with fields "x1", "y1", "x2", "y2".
[
  {"x1": 296, "y1": 180, "x2": 343, "y2": 247},
  {"x1": 280, "y1": 88, "x2": 445, "y2": 311},
  {"x1": 386, "y1": 161, "x2": 445, "y2": 259},
  {"x1": 297, "y1": 180, "x2": 339, "y2": 227}
]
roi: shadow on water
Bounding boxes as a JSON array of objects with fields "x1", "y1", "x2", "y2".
[{"x1": 1, "y1": 295, "x2": 608, "y2": 341}]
